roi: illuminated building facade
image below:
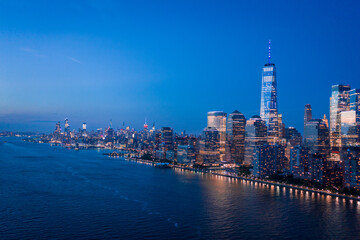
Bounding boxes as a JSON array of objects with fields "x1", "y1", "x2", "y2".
[
  {"x1": 304, "y1": 104, "x2": 312, "y2": 132},
  {"x1": 244, "y1": 116, "x2": 267, "y2": 165},
  {"x1": 340, "y1": 110, "x2": 359, "y2": 147},
  {"x1": 290, "y1": 145, "x2": 310, "y2": 180},
  {"x1": 304, "y1": 119, "x2": 330, "y2": 156},
  {"x1": 54, "y1": 121, "x2": 61, "y2": 134},
  {"x1": 226, "y1": 110, "x2": 246, "y2": 164},
  {"x1": 330, "y1": 84, "x2": 351, "y2": 151},
  {"x1": 177, "y1": 145, "x2": 195, "y2": 165},
  {"x1": 285, "y1": 127, "x2": 302, "y2": 147},
  {"x1": 64, "y1": 118, "x2": 70, "y2": 135},
  {"x1": 252, "y1": 144, "x2": 285, "y2": 178},
  {"x1": 260, "y1": 41, "x2": 279, "y2": 139},
  {"x1": 207, "y1": 111, "x2": 227, "y2": 161},
  {"x1": 342, "y1": 147, "x2": 360, "y2": 190},
  {"x1": 161, "y1": 127, "x2": 174, "y2": 147},
  {"x1": 350, "y1": 89, "x2": 360, "y2": 123},
  {"x1": 199, "y1": 127, "x2": 221, "y2": 165}
]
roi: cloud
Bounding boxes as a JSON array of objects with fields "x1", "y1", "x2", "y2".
[{"x1": 68, "y1": 56, "x2": 82, "y2": 64}]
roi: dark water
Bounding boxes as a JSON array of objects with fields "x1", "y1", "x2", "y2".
[{"x1": 0, "y1": 137, "x2": 359, "y2": 240}]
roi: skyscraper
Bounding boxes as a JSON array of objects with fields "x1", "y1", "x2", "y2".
[
  {"x1": 207, "y1": 111, "x2": 227, "y2": 161},
  {"x1": 199, "y1": 127, "x2": 221, "y2": 165},
  {"x1": 304, "y1": 119, "x2": 330, "y2": 156},
  {"x1": 54, "y1": 122, "x2": 61, "y2": 134},
  {"x1": 260, "y1": 41, "x2": 279, "y2": 139},
  {"x1": 161, "y1": 127, "x2": 174, "y2": 146},
  {"x1": 350, "y1": 89, "x2": 360, "y2": 123},
  {"x1": 330, "y1": 84, "x2": 351, "y2": 151},
  {"x1": 244, "y1": 115, "x2": 268, "y2": 165},
  {"x1": 207, "y1": 111, "x2": 227, "y2": 131},
  {"x1": 304, "y1": 104, "x2": 312, "y2": 132},
  {"x1": 64, "y1": 118, "x2": 70, "y2": 136},
  {"x1": 226, "y1": 110, "x2": 246, "y2": 164}
]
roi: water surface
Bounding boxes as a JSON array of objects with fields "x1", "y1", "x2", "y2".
[{"x1": 0, "y1": 137, "x2": 359, "y2": 239}]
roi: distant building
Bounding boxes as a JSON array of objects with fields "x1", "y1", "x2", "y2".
[
  {"x1": 166, "y1": 150, "x2": 175, "y2": 161},
  {"x1": 350, "y1": 89, "x2": 360, "y2": 123},
  {"x1": 207, "y1": 111, "x2": 227, "y2": 161},
  {"x1": 226, "y1": 110, "x2": 246, "y2": 164},
  {"x1": 260, "y1": 41, "x2": 279, "y2": 139},
  {"x1": 177, "y1": 145, "x2": 195, "y2": 165},
  {"x1": 207, "y1": 111, "x2": 227, "y2": 131},
  {"x1": 64, "y1": 118, "x2": 70, "y2": 136},
  {"x1": 252, "y1": 144, "x2": 285, "y2": 178},
  {"x1": 199, "y1": 127, "x2": 221, "y2": 165},
  {"x1": 330, "y1": 84, "x2": 351, "y2": 151},
  {"x1": 290, "y1": 145, "x2": 311, "y2": 180},
  {"x1": 54, "y1": 121, "x2": 61, "y2": 134},
  {"x1": 304, "y1": 119, "x2": 330, "y2": 156},
  {"x1": 244, "y1": 116, "x2": 267, "y2": 165},
  {"x1": 161, "y1": 127, "x2": 174, "y2": 149},
  {"x1": 309, "y1": 153, "x2": 326, "y2": 184},
  {"x1": 340, "y1": 110, "x2": 359, "y2": 147},
  {"x1": 285, "y1": 127, "x2": 302, "y2": 147},
  {"x1": 342, "y1": 146, "x2": 360, "y2": 190},
  {"x1": 304, "y1": 104, "x2": 312, "y2": 133}
]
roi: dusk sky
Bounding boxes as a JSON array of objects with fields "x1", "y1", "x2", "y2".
[{"x1": 0, "y1": 0, "x2": 360, "y2": 133}]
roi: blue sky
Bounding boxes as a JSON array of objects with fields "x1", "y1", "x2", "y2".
[{"x1": 0, "y1": 0, "x2": 359, "y2": 133}]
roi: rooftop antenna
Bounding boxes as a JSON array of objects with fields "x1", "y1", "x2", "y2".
[
  {"x1": 110, "y1": 119, "x2": 112, "y2": 128},
  {"x1": 268, "y1": 39, "x2": 271, "y2": 63}
]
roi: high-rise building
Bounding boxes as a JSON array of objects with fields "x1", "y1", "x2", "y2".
[
  {"x1": 323, "y1": 114, "x2": 329, "y2": 128},
  {"x1": 342, "y1": 146, "x2": 360, "y2": 190},
  {"x1": 64, "y1": 118, "x2": 70, "y2": 136},
  {"x1": 226, "y1": 110, "x2": 246, "y2": 164},
  {"x1": 207, "y1": 111, "x2": 227, "y2": 130},
  {"x1": 290, "y1": 145, "x2": 311, "y2": 180},
  {"x1": 278, "y1": 114, "x2": 285, "y2": 139},
  {"x1": 199, "y1": 127, "x2": 221, "y2": 165},
  {"x1": 340, "y1": 110, "x2": 359, "y2": 147},
  {"x1": 54, "y1": 122, "x2": 61, "y2": 134},
  {"x1": 285, "y1": 127, "x2": 302, "y2": 147},
  {"x1": 252, "y1": 144, "x2": 285, "y2": 178},
  {"x1": 207, "y1": 111, "x2": 227, "y2": 161},
  {"x1": 304, "y1": 119, "x2": 330, "y2": 156},
  {"x1": 82, "y1": 122, "x2": 87, "y2": 131},
  {"x1": 260, "y1": 41, "x2": 279, "y2": 138},
  {"x1": 244, "y1": 115, "x2": 267, "y2": 165},
  {"x1": 350, "y1": 89, "x2": 360, "y2": 123},
  {"x1": 177, "y1": 145, "x2": 196, "y2": 165},
  {"x1": 161, "y1": 127, "x2": 174, "y2": 145},
  {"x1": 330, "y1": 84, "x2": 351, "y2": 151},
  {"x1": 304, "y1": 104, "x2": 312, "y2": 132}
]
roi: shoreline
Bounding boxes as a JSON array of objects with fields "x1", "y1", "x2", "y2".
[
  {"x1": 123, "y1": 156, "x2": 360, "y2": 203},
  {"x1": 172, "y1": 165, "x2": 360, "y2": 203}
]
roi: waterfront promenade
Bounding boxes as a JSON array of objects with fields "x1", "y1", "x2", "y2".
[{"x1": 172, "y1": 165, "x2": 360, "y2": 202}]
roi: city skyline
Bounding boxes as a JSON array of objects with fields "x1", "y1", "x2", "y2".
[{"x1": 1, "y1": 1, "x2": 360, "y2": 134}]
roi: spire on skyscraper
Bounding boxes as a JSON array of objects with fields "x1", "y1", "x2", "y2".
[{"x1": 268, "y1": 39, "x2": 271, "y2": 63}]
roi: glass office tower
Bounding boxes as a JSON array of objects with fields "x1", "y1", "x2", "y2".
[
  {"x1": 244, "y1": 115, "x2": 268, "y2": 165},
  {"x1": 304, "y1": 104, "x2": 312, "y2": 133},
  {"x1": 226, "y1": 110, "x2": 246, "y2": 164},
  {"x1": 260, "y1": 62, "x2": 279, "y2": 138},
  {"x1": 304, "y1": 119, "x2": 330, "y2": 156},
  {"x1": 350, "y1": 89, "x2": 360, "y2": 123},
  {"x1": 330, "y1": 84, "x2": 351, "y2": 151},
  {"x1": 207, "y1": 111, "x2": 227, "y2": 161}
]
